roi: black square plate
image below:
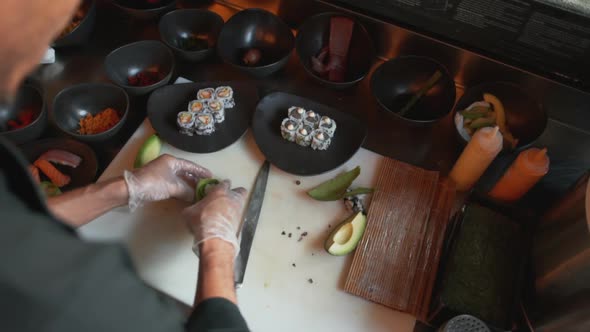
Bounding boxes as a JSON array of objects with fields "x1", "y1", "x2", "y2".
[
  {"x1": 147, "y1": 81, "x2": 258, "y2": 153},
  {"x1": 252, "y1": 92, "x2": 367, "y2": 175}
]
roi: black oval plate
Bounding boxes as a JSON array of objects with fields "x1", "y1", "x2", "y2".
[
  {"x1": 148, "y1": 81, "x2": 258, "y2": 153},
  {"x1": 19, "y1": 138, "x2": 98, "y2": 190},
  {"x1": 253, "y1": 92, "x2": 367, "y2": 175}
]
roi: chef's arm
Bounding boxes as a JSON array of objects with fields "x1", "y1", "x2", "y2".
[
  {"x1": 196, "y1": 239, "x2": 238, "y2": 304},
  {"x1": 183, "y1": 182, "x2": 250, "y2": 331},
  {"x1": 46, "y1": 176, "x2": 128, "y2": 227},
  {"x1": 47, "y1": 155, "x2": 211, "y2": 228}
]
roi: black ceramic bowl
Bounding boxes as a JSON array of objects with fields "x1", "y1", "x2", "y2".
[
  {"x1": 104, "y1": 40, "x2": 175, "y2": 96},
  {"x1": 296, "y1": 13, "x2": 375, "y2": 89},
  {"x1": 159, "y1": 9, "x2": 224, "y2": 62},
  {"x1": 113, "y1": 0, "x2": 177, "y2": 20},
  {"x1": 453, "y1": 82, "x2": 547, "y2": 149},
  {"x1": 0, "y1": 85, "x2": 46, "y2": 144},
  {"x1": 371, "y1": 56, "x2": 456, "y2": 125},
  {"x1": 52, "y1": 83, "x2": 129, "y2": 142},
  {"x1": 53, "y1": 0, "x2": 96, "y2": 47},
  {"x1": 217, "y1": 8, "x2": 295, "y2": 77}
]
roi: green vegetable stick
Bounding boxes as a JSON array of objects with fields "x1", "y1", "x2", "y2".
[
  {"x1": 308, "y1": 166, "x2": 361, "y2": 201},
  {"x1": 398, "y1": 70, "x2": 443, "y2": 117}
]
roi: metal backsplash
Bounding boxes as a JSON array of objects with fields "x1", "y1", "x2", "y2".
[{"x1": 217, "y1": 0, "x2": 590, "y2": 199}]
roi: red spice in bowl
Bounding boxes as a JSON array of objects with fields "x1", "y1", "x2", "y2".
[
  {"x1": 127, "y1": 68, "x2": 161, "y2": 87},
  {"x1": 7, "y1": 107, "x2": 38, "y2": 131}
]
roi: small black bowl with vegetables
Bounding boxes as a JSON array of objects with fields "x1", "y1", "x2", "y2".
[
  {"x1": 453, "y1": 82, "x2": 547, "y2": 150},
  {"x1": 371, "y1": 56, "x2": 456, "y2": 126},
  {"x1": 53, "y1": 0, "x2": 96, "y2": 48},
  {"x1": 159, "y1": 9, "x2": 224, "y2": 62}
]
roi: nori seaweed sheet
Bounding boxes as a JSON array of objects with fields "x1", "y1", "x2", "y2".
[{"x1": 439, "y1": 204, "x2": 521, "y2": 326}]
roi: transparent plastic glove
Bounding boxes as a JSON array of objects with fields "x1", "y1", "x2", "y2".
[
  {"x1": 124, "y1": 154, "x2": 212, "y2": 211},
  {"x1": 182, "y1": 180, "x2": 248, "y2": 258}
]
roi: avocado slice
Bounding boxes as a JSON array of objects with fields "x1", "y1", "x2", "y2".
[
  {"x1": 134, "y1": 134, "x2": 162, "y2": 168},
  {"x1": 325, "y1": 211, "x2": 368, "y2": 256},
  {"x1": 195, "y1": 178, "x2": 220, "y2": 201},
  {"x1": 308, "y1": 166, "x2": 361, "y2": 201}
]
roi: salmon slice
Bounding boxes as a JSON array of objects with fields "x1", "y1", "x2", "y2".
[
  {"x1": 34, "y1": 159, "x2": 71, "y2": 187},
  {"x1": 28, "y1": 165, "x2": 41, "y2": 184}
]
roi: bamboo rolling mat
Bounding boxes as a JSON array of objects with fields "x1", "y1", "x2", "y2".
[{"x1": 344, "y1": 157, "x2": 455, "y2": 321}]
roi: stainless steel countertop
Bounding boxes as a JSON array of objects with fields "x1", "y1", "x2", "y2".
[{"x1": 27, "y1": 0, "x2": 590, "y2": 206}]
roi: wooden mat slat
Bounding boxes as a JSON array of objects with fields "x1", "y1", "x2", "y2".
[
  {"x1": 414, "y1": 179, "x2": 455, "y2": 320},
  {"x1": 344, "y1": 157, "x2": 439, "y2": 311}
]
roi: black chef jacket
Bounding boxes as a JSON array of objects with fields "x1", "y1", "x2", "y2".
[{"x1": 0, "y1": 138, "x2": 249, "y2": 332}]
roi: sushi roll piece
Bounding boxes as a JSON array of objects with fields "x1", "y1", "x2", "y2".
[
  {"x1": 215, "y1": 86, "x2": 235, "y2": 109},
  {"x1": 295, "y1": 125, "x2": 313, "y2": 147},
  {"x1": 177, "y1": 111, "x2": 195, "y2": 136},
  {"x1": 280, "y1": 118, "x2": 299, "y2": 142},
  {"x1": 288, "y1": 106, "x2": 306, "y2": 123},
  {"x1": 194, "y1": 112, "x2": 215, "y2": 135},
  {"x1": 197, "y1": 87, "x2": 215, "y2": 101},
  {"x1": 303, "y1": 110, "x2": 320, "y2": 128},
  {"x1": 311, "y1": 129, "x2": 331, "y2": 151},
  {"x1": 188, "y1": 100, "x2": 207, "y2": 113},
  {"x1": 319, "y1": 116, "x2": 337, "y2": 137},
  {"x1": 208, "y1": 99, "x2": 225, "y2": 123}
]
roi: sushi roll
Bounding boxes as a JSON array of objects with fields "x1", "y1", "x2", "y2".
[
  {"x1": 295, "y1": 125, "x2": 313, "y2": 147},
  {"x1": 194, "y1": 112, "x2": 215, "y2": 135},
  {"x1": 188, "y1": 100, "x2": 207, "y2": 113},
  {"x1": 215, "y1": 86, "x2": 235, "y2": 109},
  {"x1": 303, "y1": 110, "x2": 320, "y2": 128},
  {"x1": 319, "y1": 116, "x2": 337, "y2": 137},
  {"x1": 177, "y1": 111, "x2": 195, "y2": 136},
  {"x1": 197, "y1": 87, "x2": 215, "y2": 101},
  {"x1": 311, "y1": 129, "x2": 331, "y2": 150},
  {"x1": 280, "y1": 118, "x2": 299, "y2": 142},
  {"x1": 208, "y1": 99, "x2": 225, "y2": 123},
  {"x1": 288, "y1": 106, "x2": 306, "y2": 123}
]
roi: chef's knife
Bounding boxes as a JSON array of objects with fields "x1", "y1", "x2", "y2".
[{"x1": 234, "y1": 160, "x2": 270, "y2": 287}]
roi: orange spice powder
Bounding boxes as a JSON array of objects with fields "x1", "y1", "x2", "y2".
[{"x1": 78, "y1": 108, "x2": 121, "y2": 135}]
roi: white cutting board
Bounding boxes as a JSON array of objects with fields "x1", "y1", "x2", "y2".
[{"x1": 79, "y1": 119, "x2": 416, "y2": 332}]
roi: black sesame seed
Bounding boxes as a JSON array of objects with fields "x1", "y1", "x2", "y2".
[
  {"x1": 295, "y1": 180, "x2": 301, "y2": 185},
  {"x1": 292, "y1": 263, "x2": 296, "y2": 267},
  {"x1": 288, "y1": 233, "x2": 292, "y2": 238},
  {"x1": 281, "y1": 231, "x2": 286, "y2": 235},
  {"x1": 308, "y1": 278, "x2": 313, "y2": 284},
  {"x1": 302, "y1": 232, "x2": 308, "y2": 237}
]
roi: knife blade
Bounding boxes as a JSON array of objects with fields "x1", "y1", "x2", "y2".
[{"x1": 234, "y1": 160, "x2": 270, "y2": 287}]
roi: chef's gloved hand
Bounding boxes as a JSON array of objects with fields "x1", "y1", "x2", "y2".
[
  {"x1": 182, "y1": 180, "x2": 248, "y2": 258},
  {"x1": 124, "y1": 154, "x2": 212, "y2": 211}
]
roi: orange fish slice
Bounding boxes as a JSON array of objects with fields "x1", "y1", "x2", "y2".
[{"x1": 34, "y1": 159, "x2": 71, "y2": 187}]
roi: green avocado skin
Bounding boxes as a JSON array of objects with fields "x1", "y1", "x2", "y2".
[
  {"x1": 439, "y1": 204, "x2": 521, "y2": 327},
  {"x1": 195, "y1": 178, "x2": 220, "y2": 202},
  {"x1": 134, "y1": 134, "x2": 162, "y2": 168}
]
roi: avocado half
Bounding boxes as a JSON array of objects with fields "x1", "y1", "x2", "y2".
[
  {"x1": 134, "y1": 134, "x2": 162, "y2": 168},
  {"x1": 325, "y1": 211, "x2": 368, "y2": 256}
]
